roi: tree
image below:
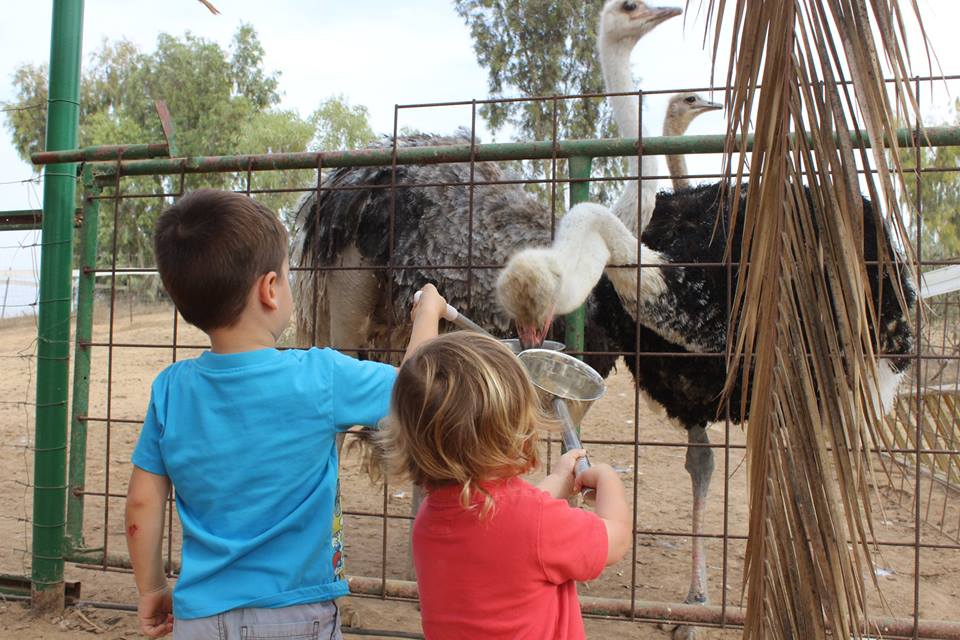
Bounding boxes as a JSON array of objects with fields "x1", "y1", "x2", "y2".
[
  {"x1": 899, "y1": 100, "x2": 960, "y2": 262},
  {"x1": 309, "y1": 95, "x2": 376, "y2": 152},
  {"x1": 3, "y1": 26, "x2": 374, "y2": 286},
  {"x1": 453, "y1": 0, "x2": 623, "y2": 204}
]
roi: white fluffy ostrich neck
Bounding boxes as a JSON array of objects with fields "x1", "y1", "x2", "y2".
[
  {"x1": 497, "y1": 202, "x2": 673, "y2": 349},
  {"x1": 553, "y1": 203, "x2": 664, "y2": 314},
  {"x1": 598, "y1": 30, "x2": 658, "y2": 236},
  {"x1": 598, "y1": 34, "x2": 641, "y2": 143}
]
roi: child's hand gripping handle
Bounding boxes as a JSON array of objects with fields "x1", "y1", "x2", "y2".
[
  {"x1": 414, "y1": 290, "x2": 493, "y2": 337},
  {"x1": 552, "y1": 398, "x2": 594, "y2": 498}
]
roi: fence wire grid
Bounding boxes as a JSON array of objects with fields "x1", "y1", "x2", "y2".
[{"x1": 5, "y1": 79, "x2": 960, "y2": 639}]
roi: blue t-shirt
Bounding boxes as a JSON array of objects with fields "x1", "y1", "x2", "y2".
[{"x1": 131, "y1": 347, "x2": 397, "y2": 619}]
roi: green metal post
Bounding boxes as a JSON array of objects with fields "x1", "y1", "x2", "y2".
[
  {"x1": 32, "y1": 0, "x2": 84, "y2": 613},
  {"x1": 65, "y1": 167, "x2": 99, "y2": 556},
  {"x1": 564, "y1": 156, "x2": 592, "y2": 356}
]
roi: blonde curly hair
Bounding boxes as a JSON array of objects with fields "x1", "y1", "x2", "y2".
[{"x1": 377, "y1": 331, "x2": 557, "y2": 515}]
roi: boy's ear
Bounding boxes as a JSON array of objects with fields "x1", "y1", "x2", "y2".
[{"x1": 257, "y1": 271, "x2": 280, "y2": 311}]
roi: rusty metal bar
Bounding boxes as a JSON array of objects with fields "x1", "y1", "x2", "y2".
[
  {"x1": 154, "y1": 100, "x2": 177, "y2": 157},
  {"x1": 89, "y1": 126, "x2": 960, "y2": 182},
  {"x1": 345, "y1": 576, "x2": 960, "y2": 639},
  {"x1": 390, "y1": 73, "x2": 960, "y2": 108},
  {"x1": 31, "y1": 142, "x2": 169, "y2": 165}
]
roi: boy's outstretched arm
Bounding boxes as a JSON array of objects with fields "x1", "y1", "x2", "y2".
[
  {"x1": 402, "y1": 283, "x2": 447, "y2": 363},
  {"x1": 576, "y1": 464, "x2": 631, "y2": 566},
  {"x1": 125, "y1": 466, "x2": 174, "y2": 638}
]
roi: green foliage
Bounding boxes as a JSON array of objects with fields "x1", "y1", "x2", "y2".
[
  {"x1": 453, "y1": 0, "x2": 623, "y2": 203},
  {"x1": 2, "y1": 26, "x2": 374, "y2": 287},
  {"x1": 5, "y1": 63, "x2": 48, "y2": 160},
  {"x1": 898, "y1": 100, "x2": 960, "y2": 262},
  {"x1": 309, "y1": 94, "x2": 376, "y2": 151}
]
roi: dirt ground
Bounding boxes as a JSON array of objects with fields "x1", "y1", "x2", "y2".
[{"x1": 1, "y1": 305, "x2": 959, "y2": 639}]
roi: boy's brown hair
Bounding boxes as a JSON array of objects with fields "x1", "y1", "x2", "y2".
[
  {"x1": 379, "y1": 332, "x2": 557, "y2": 514},
  {"x1": 155, "y1": 189, "x2": 288, "y2": 331}
]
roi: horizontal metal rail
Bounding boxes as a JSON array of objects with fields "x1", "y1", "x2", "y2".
[
  {"x1": 345, "y1": 576, "x2": 960, "y2": 639},
  {"x1": 88, "y1": 126, "x2": 960, "y2": 183},
  {"x1": 31, "y1": 142, "x2": 169, "y2": 165},
  {"x1": 0, "y1": 208, "x2": 82, "y2": 231}
]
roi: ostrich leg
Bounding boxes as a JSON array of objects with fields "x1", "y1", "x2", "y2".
[{"x1": 674, "y1": 424, "x2": 714, "y2": 640}]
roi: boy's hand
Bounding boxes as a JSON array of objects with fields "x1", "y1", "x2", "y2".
[
  {"x1": 411, "y1": 284, "x2": 448, "y2": 322},
  {"x1": 137, "y1": 585, "x2": 174, "y2": 638}
]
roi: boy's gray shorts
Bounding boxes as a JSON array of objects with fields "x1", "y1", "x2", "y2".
[{"x1": 173, "y1": 600, "x2": 341, "y2": 640}]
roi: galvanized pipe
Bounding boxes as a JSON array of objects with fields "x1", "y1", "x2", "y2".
[
  {"x1": 89, "y1": 126, "x2": 960, "y2": 183},
  {"x1": 32, "y1": 0, "x2": 84, "y2": 614}
]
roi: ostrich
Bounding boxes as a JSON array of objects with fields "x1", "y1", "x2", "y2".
[
  {"x1": 291, "y1": 132, "x2": 557, "y2": 352},
  {"x1": 662, "y1": 93, "x2": 722, "y2": 190},
  {"x1": 291, "y1": 0, "x2": 683, "y2": 353},
  {"x1": 498, "y1": 168, "x2": 917, "y2": 640},
  {"x1": 497, "y1": 4, "x2": 915, "y2": 638},
  {"x1": 598, "y1": 0, "x2": 681, "y2": 234}
]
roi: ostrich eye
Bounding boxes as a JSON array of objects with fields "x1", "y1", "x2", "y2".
[
  {"x1": 684, "y1": 96, "x2": 697, "y2": 104},
  {"x1": 621, "y1": 1, "x2": 638, "y2": 12}
]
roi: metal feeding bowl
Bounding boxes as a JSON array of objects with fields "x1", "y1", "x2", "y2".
[
  {"x1": 500, "y1": 339, "x2": 565, "y2": 354},
  {"x1": 517, "y1": 349, "x2": 606, "y2": 427}
]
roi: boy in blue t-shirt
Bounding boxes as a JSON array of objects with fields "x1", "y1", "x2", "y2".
[{"x1": 125, "y1": 189, "x2": 447, "y2": 639}]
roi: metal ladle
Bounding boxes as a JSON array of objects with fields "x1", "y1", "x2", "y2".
[{"x1": 414, "y1": 292, "x2": 605, "y2": 494}]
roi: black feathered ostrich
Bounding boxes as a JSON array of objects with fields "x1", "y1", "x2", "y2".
[
  {"x1": 498, "y1": 191, "x2": 916, "y2": 639},
  {"x1": 496, "y1": 3, "x2": 917, "y2": 640}
]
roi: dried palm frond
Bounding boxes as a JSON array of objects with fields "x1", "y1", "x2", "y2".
[
  {"x1": 691, "y1": 0, "x2": 929, "y2": 638},
  {"x1": 197, "y1": 0, "x2": 220, "y2": 15}
]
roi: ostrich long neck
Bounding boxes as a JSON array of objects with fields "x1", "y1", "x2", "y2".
[
  {"x1": 554, "y1": 204, "x2": 663, "y2": 317},
  {"x1": 598, "y1": 32, "x2": 658, "y2": 235},
  {"x1": 599, "y1": 35, "x2": 641, "y2": 147},
  {"x1": 663, "y1": 116, "x2": 690, "y2": 190}
]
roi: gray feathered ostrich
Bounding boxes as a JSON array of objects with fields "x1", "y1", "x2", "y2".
[{"x1": 291, "y1": 132, "x2": 555, "y2": 353}]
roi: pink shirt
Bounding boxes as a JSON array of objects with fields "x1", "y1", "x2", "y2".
[{"x1": 413, "y1": 476, "x2": 608, "y2": 639}]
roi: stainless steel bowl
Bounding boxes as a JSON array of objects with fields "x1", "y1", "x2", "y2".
[
  {"x1": 517, "y1": 349, "x2": 606, "y2": 426},
  {"x1": 500, "y1": 338, "x2": 566, "y2": 354}
]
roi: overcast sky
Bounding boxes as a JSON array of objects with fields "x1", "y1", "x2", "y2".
[{"x1": 1, "y1": 0, "x2": 957, "y2": 275}]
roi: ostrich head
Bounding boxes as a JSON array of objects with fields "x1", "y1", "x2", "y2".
[
  {"x1": 599, "y1": 0, "x2": 682, "y2": 47},
  {"x1": 496, "y1": 248, "x2": 562, "y2": 350},
  {"x1": 665, "y1": 93, "x2": 723, "y2": 134}
]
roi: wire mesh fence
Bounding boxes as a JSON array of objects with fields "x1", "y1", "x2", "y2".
[
  {"x1": 0, "y1": 210, "x2": 41, "y2": 589},
  {"x1": 4, "y1": 78, "x2": 959, "y2": 638}
]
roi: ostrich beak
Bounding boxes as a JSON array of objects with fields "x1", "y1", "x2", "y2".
[
  {"x1": 647, "y1": 6, "x2": 682, "y2": 26},
  {"x1": 518, "y1": 325, "x2": 542, "y2": 351},
  {"x1": 517, "y1": 315, "x2": 555, "y2": 351},
  {"x1": 695, "y1": 100, "x2": 723, "y2": 113}
]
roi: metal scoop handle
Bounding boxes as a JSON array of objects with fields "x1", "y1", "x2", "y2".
[
  {"x1": 414, "y1": 290, "x2": 496, "y2": 338},
  {"x1": 552, "y1": 398, "x2": 591, "y2": 475},
  {"x1": 552, "y1": 398, "x2": 594, "y2": 500}
]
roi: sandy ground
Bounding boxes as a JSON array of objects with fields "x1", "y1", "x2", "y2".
[{"x1": 1, "y1": 305, "x2": 959, "y2": 639}]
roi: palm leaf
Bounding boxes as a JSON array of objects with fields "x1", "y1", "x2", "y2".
[{"x1": 690, "y1": 0, "x2": 929, "y2": 637}]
